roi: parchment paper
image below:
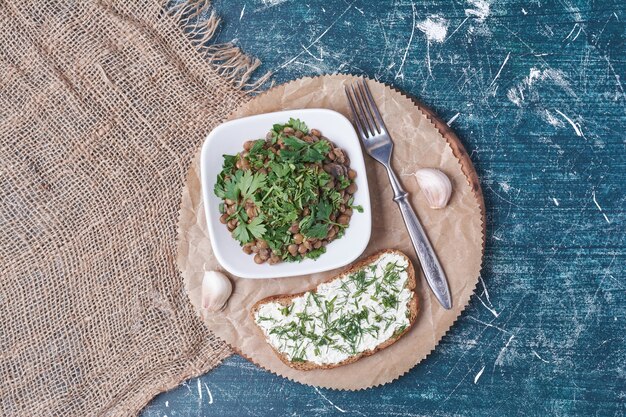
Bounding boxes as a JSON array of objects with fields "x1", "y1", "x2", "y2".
[{"x1": 177, "y1": 75, "x2": 485, "y2": 390}]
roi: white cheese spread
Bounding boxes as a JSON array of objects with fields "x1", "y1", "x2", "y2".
[{"x1": 254, "y1": 253, "x2": 413, "y2": 365}]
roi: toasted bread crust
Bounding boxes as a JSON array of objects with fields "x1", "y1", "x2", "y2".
[{"x1": 250, "y1": 249, "x2": 419, "y2": 371}]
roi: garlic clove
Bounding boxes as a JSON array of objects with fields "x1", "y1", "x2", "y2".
[
  {"x1": 414, "y1": 168, "x2": 452, "y2": 209},
  {"x1": 201, "y1": 271, "x2": 233, "y2": 312}
]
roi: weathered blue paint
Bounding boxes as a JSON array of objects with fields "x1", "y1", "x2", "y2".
[{"x1": 143, "y1": 0, "x2": 625, "y2": 415}]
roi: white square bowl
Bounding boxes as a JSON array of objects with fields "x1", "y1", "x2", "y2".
[{"x1": 200, "y1": 108, "x2": 372, "y2": 279}]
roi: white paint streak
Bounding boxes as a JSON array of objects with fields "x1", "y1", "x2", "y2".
[
  {"x1": 571, "y1": 25, "x2": 583, "y2": 42},
  {"x1": 521, "y1": 8, "x2": 527, "y2": 15},
  {"x1": 262, "y1": 0, "x2": 287, "y2": 6},
  {"x1": 562, "y1": 1, "x2": 583, "y2": 21},
  {"x1": 507, "y1": 68, "x2": 574, "y2": 107},
  {"x1": 465, "y1": 0, "x2": 491, "y2": 22},
  {"x1": 294, "y1": 60, "x2": 325, "y2": 73},
  {"x1": 196, "y1": 379, "x2": 202, "y2": 401},
  {"x1": 447, "y1": 112, "x2": 460, "y2": 126},
  {"x1": 526, "y1": 68, "x2": 541, "y2": 85},
  {"x1": 564, "y1": 24, "x2": 578, "y2": 40},
  {"x1": 278, "y1": 1, "x2": 355, "y2": 70},
  {"x1": 314, "y1": 387, "x2": 347, "y2": 413},
  {"x1": 476, "y1": 277, "x2": 500, "y2": 316},
  {"x1": 565, "y1": 23, "x2": 583, "y2": 43},
  {"x1": 592, "y1": 190, "x2": 611, "y2": 224},
  {"x1": 425, "y1": 41, "x2": 432, "y2": 77},
  {"x1": 532, "y1": 350, "x2": 551, "y2": 363},
  {"x1": 239, "y1": 5, "x2": 245, "y2": 20},
  {"x1": 446, "y1": 17, "x2": 469, "y2": 41},
  {"x1": 543, "y1": 109, "x2": 564, "y2": 127},
  {"x1": 165, "y1": 401, "x2": 169, "y2": 407},
  {"x1": 604, "y1": 55, "x2": 625, "y2": 95},
  {"x1": 534, "y1": 69, "x2": 571, "y2": 90},
  {"x1": 479, "y1": 275, "x2": 492, "y2": 306},
  {"x1": 477, "y1": 296, "x2": 499, "y2": 318},
  {"x1": 552, "y1": 197, "x2": 560, "y2": 206},
  {"x1": 507, "y1": 88, "x2": 521, "y2": 106},
  {"x1": 467, "y1": 316, "x2": 510, "y2": 334},
  {"x1": 416, "y1": 15, "x2": 449, "y2": 43},
  {"x1": 204, "y1": 383, "x2": 214, "y2": 405},
  {"x1": 474, "y1": 366, "x2": 485, "y2": 383},
  {"x1": 489, "y1": 52, "x2": 511, "y2": 89},
  {"x1": 495, "y1": 334, "x2": 515, "y2": 366},
  {"x1": 554, "y1": 109, "x2": 583, "y2": 137},
  {"x1": 301, "y1": 43, "x2": 323, "y2": 61},
  {"x1": 415, "y1": 14, "x2": 448, "y2": 79},
  {"x1": 395, "y1": 3, "x2": 417, "y2": 80}
]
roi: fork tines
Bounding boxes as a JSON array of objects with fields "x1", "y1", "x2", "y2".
[{"x1": 345, "y1": 79, "x2": 388, "y2": 139}]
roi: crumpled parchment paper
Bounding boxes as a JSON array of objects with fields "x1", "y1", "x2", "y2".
[{"x1": 177, "y1": 74, "x2": 485, "y2": 390}]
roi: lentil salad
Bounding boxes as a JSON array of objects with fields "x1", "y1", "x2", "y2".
[{"x1": 214, "y1": 118, "x2": 363, "y2": 265}]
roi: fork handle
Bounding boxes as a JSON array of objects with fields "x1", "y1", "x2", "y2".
[{"x1": 386, "y1": 168, "x2": 452, "y2": 309}]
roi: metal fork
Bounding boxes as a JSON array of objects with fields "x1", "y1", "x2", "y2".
[{"x1": 345, "y1": 79, "x2": 452, "y2": 309}]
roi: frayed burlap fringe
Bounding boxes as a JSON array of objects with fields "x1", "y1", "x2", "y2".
[
  {"x1": 0, "y1": 0, "x2": 265, "y2": 415},
  {"x1": 167, "y1": 0, "x2": 271, "y2": 91}
]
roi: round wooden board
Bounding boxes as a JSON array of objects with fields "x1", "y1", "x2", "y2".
[{"x1": 177, "y1": 74, "x2": 485, "y2": 390}]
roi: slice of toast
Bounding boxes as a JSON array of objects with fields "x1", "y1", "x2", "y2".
[{"x1": 251, "y1": 249, "x2": 418, "y2": 371}]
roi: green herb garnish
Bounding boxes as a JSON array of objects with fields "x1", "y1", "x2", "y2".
[
  {"x1": 215, "y1": 119, "x2": 362, "y2": 264},
  {"x1": 255, "y1": 256, "x2": 413, "y2": 364}
]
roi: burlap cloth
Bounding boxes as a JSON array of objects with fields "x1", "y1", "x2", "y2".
[{"x1": 0, "y1": 1, "x2": 268, "y2": 415}]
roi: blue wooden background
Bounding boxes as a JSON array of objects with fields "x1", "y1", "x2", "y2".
[{"x1": 142, "y1": 1, "x2": 625, "y2": 415}]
